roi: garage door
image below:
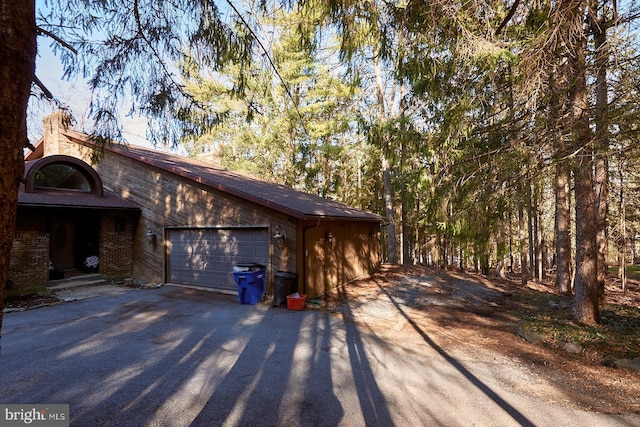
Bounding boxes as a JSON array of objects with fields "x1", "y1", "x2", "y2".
[{"x1": 167, "y1": 227, "x2": 269, "y2": 291}]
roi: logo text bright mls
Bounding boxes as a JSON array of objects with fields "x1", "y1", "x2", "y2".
[
  {"x1": 1, "y1": 405, "x2": 68, "y2": 426},
  {"x1": 4, "y1": 408, "x2": 47, "y2": 424}
]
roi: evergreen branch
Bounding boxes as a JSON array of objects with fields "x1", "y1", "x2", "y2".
[
  {"x1": 225, "y1": 0, "x2": 309, "y2": 137},
  {"x1": 36, "y1": 26, "x2": 78, "y2": 54},
  {"x1": 32, "y1": 74, "x2": 54, "y2": 100},
  {"x1": 132, "y1": 0, "x2": 190, "y2": 101}
]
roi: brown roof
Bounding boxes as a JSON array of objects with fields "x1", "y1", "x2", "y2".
[
  {"x1": 18, "y1": 190, "x2": 140, "y2": 211},
  {"x1": 63, "y1": 130, "x2": 382, "y2": 222}
]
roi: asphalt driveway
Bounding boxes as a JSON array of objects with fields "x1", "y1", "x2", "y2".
[{"x1": 0, "y1": 285, "x2": 637, "y2": 427}]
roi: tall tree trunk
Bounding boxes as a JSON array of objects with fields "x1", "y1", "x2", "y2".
[
  {"x1": 495, "y1": 212, "x2": 508, "y2": 278},
  {"x1": 536, "y1": 193, "x2": 544, "y2": 282},
  {"x1": 591, "y1": 7, "x2": 610, "y2": 301},
  {"x1": 549, "y1": 53, "x2": 573, "y2": 294},
  {"x1": 415, "y1": 199, "x2": 421, "y2": 264},
  {"x1": 569, "y1": 18, "x2": 600, "y2": 324},
  {"x1": 618, "y1": 161, "x2": 627, "y2": 292},
  {"x1": 373, "y1": 47, "x2": 397, "y2": 264},
  {"x1": 534, "y1": 184, "x2": 543, "y2": 282},
  {"x1": 573, "y1": 152, "x2": 600, "y2": 324},
  {"x1": 509, "y1": 210, "x2": 514, "y2": 273},
  {"x1": 401, "y1": 195, "x2": 408, "y2": 264},
  {"x1": 555, "y1": 161, "x2": 572, "y2": 294},
  {"x1": 439, "y1": 232, "x2": 446, "y2": 269},
  {"x1": 527, "y1": 180, "x2": 535, "y2": 280},
  {"x1": 381, "y1": 156, "x2": 396, "y2": 264},
  {"x1": 0, "y1": 0, "x2": 37, "y2": 351},
  {"x1": 399, "y1": 81, "x2": 411, "y2": 265},
  {"x1": 518, "y1": 202, "x2": 528, "y2": 286}
]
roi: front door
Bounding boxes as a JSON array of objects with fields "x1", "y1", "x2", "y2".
[
  {"x1": 50, "y1": 212, "x2": 100, "y2": 273},
  {"x1": 50, "y1": 219, "x2": 76, "y2": 270}
]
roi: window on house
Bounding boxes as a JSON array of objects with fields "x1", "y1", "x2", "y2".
[{"x1": 34, "y1": 163, "x2": 92, "y2": 192}]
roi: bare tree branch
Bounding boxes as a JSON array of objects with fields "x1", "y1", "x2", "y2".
[
  {"x1": 24, "y1": 139, "x2": 36, "y2": 152},
  {"x1": 495, "y1": 0, "x2": 522, "y2": 36}
]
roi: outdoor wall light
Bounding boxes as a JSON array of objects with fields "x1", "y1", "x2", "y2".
[
  {"x1": 273, "y1": 225, "x2": 285, "y2": 249},
  {"x1": 326, "y1": 230, "x2": 333, "y2": 245},
  {"x1": 145, "y1": 226, "x2": 157, "y2": 244}
]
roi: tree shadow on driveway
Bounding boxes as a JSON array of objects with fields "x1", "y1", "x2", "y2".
[
  {"x1": 0, "y1": 286, "x2": 393, "y2": 426},
  {"x1": 186, "y1": 285, "x2": 394, "y2": 426},
  {"x1": 4, "y1": 282, "x2": 634, "y2": 426},
  {"x1": 371, "y1": 278, "x2": 536, "y2": 427}
]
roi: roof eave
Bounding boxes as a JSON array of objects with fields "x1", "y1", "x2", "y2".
[
  {"x1": 62, "y1": 131, "x2": 381, "y2": 222},
  {"x1": 305, "y1": 215, "x2": 383, "y2": 222},
  {"x1": 63, "y1": 131, "x2": 309, "y2": 220},
  {"x1": 17, "y1": 202, "x2": 140, "y2": 211}
]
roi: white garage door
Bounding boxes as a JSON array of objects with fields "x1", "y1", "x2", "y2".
[{"x1": 167, "y1": 227, "x2": 269, "y2": 291}]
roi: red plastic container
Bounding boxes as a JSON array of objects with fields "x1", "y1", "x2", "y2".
[{"x1": 286, "y1": 294, "x2": 307, "y2": 311}]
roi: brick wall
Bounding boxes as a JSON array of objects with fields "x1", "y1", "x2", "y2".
[
  {"x1": 9, "y1": 232, "x2": 49, "y2": 290},
  {"x1": 100, "y1": 212, "x2": 135, "y2": 278}
]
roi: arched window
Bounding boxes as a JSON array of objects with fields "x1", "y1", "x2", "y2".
[
  {"x1": 34, "y1": 163, "x2": 92, "y2": 192},
  {"x1": 24, "y1": 155, "x2": 104, "y2": 197}
]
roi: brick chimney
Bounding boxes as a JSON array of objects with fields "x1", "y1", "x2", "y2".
[{"x1": 42, "y1": 111, "x2": 74, "y2": 157}]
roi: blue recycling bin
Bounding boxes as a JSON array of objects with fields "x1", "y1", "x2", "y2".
[{"x1": 233, "y1": 263, "x2": 266, "y2": 305}]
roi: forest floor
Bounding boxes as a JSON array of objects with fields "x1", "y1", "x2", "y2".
[{"x1": 323, "y1": 264, "x2": 640, "y2": 414}]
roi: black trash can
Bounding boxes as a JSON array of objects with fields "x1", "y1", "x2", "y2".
[
  {"x1": 233, "y1": 263, "x2": 266, "y2": 305},
  {"x1": 273, "y1": 271, "x2": 298, "y2": 307}
]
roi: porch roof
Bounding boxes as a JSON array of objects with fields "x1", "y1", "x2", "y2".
[{"x1": 18, "y1": 190, "x2": 141, "y2": 211}]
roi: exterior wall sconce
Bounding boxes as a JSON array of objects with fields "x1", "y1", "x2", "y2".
[
  {"x1": 326, "y1": 230, "x2": 333, "y2": 245},
  {"x1": 273, "y1": 225, "x2": 285, "y2": 249},
  {"x1": 145, "y1": 226, "x2": 157, "y2": 244}
]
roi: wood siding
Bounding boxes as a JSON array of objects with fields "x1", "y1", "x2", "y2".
[
  {"x1": 58, "y1": 141, "x2": 297, "y2": 286},
  {"x1": 44, "y1": 116, "x2": 381, "y2": 294},
  {"x1": 302, "y1": 220, "x2": 381, "y2": 298}
]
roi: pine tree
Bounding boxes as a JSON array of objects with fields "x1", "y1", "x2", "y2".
[{"x1": 180, "y1": 6, "x2": 363, "y2": 203}]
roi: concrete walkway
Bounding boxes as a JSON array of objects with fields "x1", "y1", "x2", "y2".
[{"x1": 0, "y1": 285, "x2": 637, "y2": 427}]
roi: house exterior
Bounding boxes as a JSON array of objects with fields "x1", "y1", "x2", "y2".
[
  {"x1": 11, "y1": 112, "x2": 382, "y2": 298},
  {"x1": 13, "y1": 154, "x2": 140, "y2": 295}
]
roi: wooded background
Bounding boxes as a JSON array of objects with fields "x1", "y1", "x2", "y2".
[
  {"x1": 156, "y1": 0, "x2": 640, "y2": 325},
  {"x1": 4, "y1": 0, "x2": 639, "y2": 330}
]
